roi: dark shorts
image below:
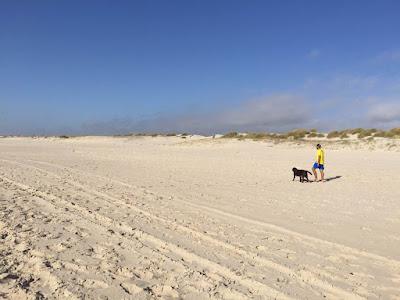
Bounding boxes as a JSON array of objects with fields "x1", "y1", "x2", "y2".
[{"x1": 313, "y1": 162, "x2": 324, "y2": 170}]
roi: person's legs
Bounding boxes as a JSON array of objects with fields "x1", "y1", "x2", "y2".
[
  {"x1": 320, "y1": 169, "x2": 324, "y2": 181},
  {"x1": 312, "y1": 167, "x2": 318, "y2": 181}
]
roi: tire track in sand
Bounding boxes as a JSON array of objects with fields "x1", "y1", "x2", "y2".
[
  {"x1": 1, "y1": 174, "x2": 248, "y2": 299},
  {"x1": 2, "y1": 158, "x2": 367, "y2": 299},
  {"x1": 0, "y1": 185, "x2": 153, "y2": 299},
  {"x1": 22, "y1": 159, "x2": 400, "y2": 268},
  {"x1": 0, "y1": 172, "x2": 291, "y2": 299}
]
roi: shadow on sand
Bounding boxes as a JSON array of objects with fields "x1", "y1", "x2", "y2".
[{"x1": 324, "y1": 175, "x2": 342, "y2": 182}]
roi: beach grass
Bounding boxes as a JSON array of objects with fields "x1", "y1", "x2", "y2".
[{"x1": 220, "y1": 128, "x2": 400, "y2": 141}]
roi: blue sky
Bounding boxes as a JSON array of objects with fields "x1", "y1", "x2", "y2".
[{"x1": 1, "y1": 1, "x2": 400, "y2": 135}]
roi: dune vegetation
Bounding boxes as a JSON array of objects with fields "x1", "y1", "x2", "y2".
[
  {"x1": 56, "y1": 128, "x2": 400, "y2": 140},
  {"x1": 221, "y1": 128, "x2": 400, "y2": 141}
]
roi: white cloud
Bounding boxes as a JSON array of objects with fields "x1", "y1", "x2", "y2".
[
  {"x1": 82, "y1": 95, "x2": 312, "y2": 135},
  {"x1": 367, "y1": 102, "x2": 400, "y2": 124},
  {"x1": 11, "y1": 92, "x2": 400, "y2": 136},
  {"x1": 9, "y1": 72, "x2": 400, "y2": 136},
  {"x1": 216, "y1": 95, "x2": 310, "y2": 129}
]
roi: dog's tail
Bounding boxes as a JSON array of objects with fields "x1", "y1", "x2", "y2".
[{"x1": 307, "y1": 171, "x2": 312, "y2": 175}]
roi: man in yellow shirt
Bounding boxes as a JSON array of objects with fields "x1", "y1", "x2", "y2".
[{"x1": 312, "y1": 144, "x2": 325, "y2": 182}]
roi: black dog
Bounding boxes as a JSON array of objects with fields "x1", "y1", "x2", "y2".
[{"x1": 292, "y1": 167, "x2": 312, "y2": 182}]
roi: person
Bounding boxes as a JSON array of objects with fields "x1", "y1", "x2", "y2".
[{"x1": 312, "y1": 144, "x2": 325, "y2": 182}]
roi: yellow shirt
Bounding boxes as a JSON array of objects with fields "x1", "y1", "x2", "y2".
[{"x1": 316, "y1": 148, "x2": 325, "y2": 164}]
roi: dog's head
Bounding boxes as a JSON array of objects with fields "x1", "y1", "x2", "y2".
[{"x1": 292, "y1": 167, "x2": 297, "y2": 172}]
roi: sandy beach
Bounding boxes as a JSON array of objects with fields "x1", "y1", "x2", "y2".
[{"x1": 1, "y1": 136, "x2": 399, "y2": 299}]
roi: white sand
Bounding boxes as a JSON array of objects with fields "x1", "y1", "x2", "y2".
[{"x1": 0, "y1": 136, "x2": 399, "y2": 299}]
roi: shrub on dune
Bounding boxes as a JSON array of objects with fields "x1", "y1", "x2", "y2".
[
  {"x1": 284, "y1": 129, "x2": 309, "y2": 140},
  {"x1": 373, "y1": 130, "x2": 386, "y2": 137},
  {"x1": 308, "y1": 132, "x2": 325, "y2": 138},
  {"x1": 327, "y1": 128, "x2": 377, "y2": 139},
  {"x1": 222, "y1": 132, "x2": 239, "y2": 138},
  {"x1": 376, "y1": 128, "x2": 399, "y2": 138},
  {"x1": 307, "y1": 132, "x2": 318, "y2": 137},
  {"x1": 357, "y1": 129, "x2": 377, "y2": 139},
  {"x1": 327, "y1": 131, "x2": 341, "y2": 138},
  {"x1": 245, "y1": 132, "x2": 270, "y2": 140},
  {"x1": 349, "y1": 128, "x2": 364, "y2": 135},
  {"x1": 389, "y1": 128, "x2": 400, "y2": 137}
]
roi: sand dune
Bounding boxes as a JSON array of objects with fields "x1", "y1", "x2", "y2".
[{"x1": 1, "y1": 136, "x2": 399, "y2": 299}]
